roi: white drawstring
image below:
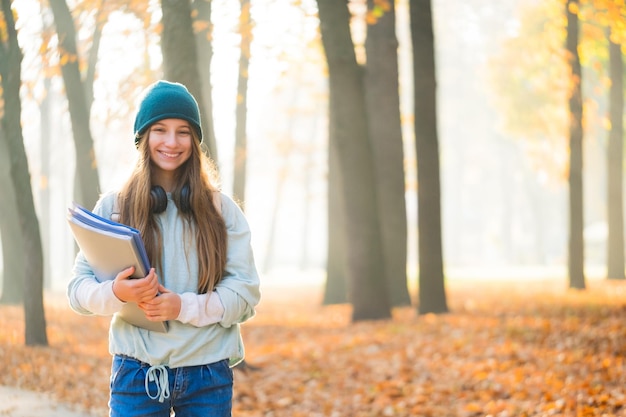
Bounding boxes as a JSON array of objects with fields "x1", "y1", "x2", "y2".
[{"x1": 145, "y1": 365, "x2": 170, "y2": 403}]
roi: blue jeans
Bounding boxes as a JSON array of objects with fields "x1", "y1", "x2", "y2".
[{"x1": 109, "y1": 355, "x2": 233, "y2": 417}]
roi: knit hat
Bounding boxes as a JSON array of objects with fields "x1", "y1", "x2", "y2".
[{"x1": 133, "y1": 80, "x2": 202, "y2": 145}]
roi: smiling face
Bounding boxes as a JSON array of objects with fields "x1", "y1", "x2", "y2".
[{"x1": 148, "y1": 118, "x2": 193, "y2": 191}]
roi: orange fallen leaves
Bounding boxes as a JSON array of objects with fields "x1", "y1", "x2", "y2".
[{"x1": 1, "y1": 278, "x2": 626, "y2": 416}]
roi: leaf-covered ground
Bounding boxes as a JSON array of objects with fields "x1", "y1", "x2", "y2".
[{"x1": 1, "y1": 277, "x2": 626, "y2": 416}]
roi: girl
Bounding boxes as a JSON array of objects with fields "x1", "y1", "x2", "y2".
[{"x1": 67, "y1": 80, "x2": 261, "y2": 417}]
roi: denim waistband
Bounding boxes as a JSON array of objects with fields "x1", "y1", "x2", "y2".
[{"x1": 114, "y1": 354, "x2": 230, "y2": 403}]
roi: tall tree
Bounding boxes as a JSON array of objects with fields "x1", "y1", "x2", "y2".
[
  {"x1": 317, "y1": 0, "x2": 390, "y2": 321},
  {"x1": 39, "y1": 76, "x2": 52, "y2": 289},
  {"x1": 323, "y1": 148, "x2": 349, "y2": 304},
  {"x1": 0, "y1": 126, "x2": 24, "y2": 304},
  {"x1": 48, "y1": 0, "x2": 100, "y2": 210},
  {"x1": 38, "y1": 2, "x2": 104, "y2": 286},
  {"x1": 365, "y1": 0, "x2": 411, "y2": 306},
  {"x1": 409, "y1": 0, "x2": 448, "y2": 314},
  {"x1": 38, "y1": 10, "x2": 54, "y2": 289},
  {"x1": 0, "y1": 3, "x2": 24, "y2": 299},
  {"x1": 161, "y1": 0, "x2": 218, "y2": 160},
  {"x1": 82, "y1": 4, "x2": 104, "y2": 110},
  {"x1": 232, "y1": 0, "x2": 252, "y2": 206},
  {"x1": 606, "y1": 30, "x2": 624, "y2": 280},
  {"x1": 192, "y1": 0, "x2": 218, "y2": 155},
  {"x1": 566, "y1": 0, "x2": 585, "y2": 289},
  {"x1": 0, "y1": 0, "x2": 48, "y2": 345}
]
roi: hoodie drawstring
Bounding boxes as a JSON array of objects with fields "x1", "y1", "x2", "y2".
[{"x1": 145, "y1": 365, "x2": 170, "y2": 403}]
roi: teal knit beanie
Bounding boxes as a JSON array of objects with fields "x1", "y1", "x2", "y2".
[{"x1": 133, "y1": 80, "x2": 202, "y2": 145}]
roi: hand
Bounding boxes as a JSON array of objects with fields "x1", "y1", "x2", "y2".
[
  {"x1": 139, "y1": 284, "x2": 181, "y2": 322},
  {"x1": 112, "y1": 267, "x2": 159, "y2": 304}
]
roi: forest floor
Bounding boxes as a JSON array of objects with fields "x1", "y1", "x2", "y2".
[{"x1": 1, "y1": 274, "x2": 626, "y2": 417}]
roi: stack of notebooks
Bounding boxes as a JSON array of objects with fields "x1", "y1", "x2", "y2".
[{"x1": 67, "y1": 202, "x2": 167, "y2": 332}]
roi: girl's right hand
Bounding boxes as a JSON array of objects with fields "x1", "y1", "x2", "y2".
[{"x1": 112, "y1": 267, "x2": 159, "y2": 304}]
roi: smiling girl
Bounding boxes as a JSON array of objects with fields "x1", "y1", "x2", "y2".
[{"x1": 67, "y1": 80, "x2": 261, "y2": 417}]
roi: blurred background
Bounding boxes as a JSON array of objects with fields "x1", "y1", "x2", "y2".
[{"x1": 1, "y1": 0, "x2": 623, "y2": 296}]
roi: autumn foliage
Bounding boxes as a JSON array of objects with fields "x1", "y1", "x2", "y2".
[{"x1": 1, "y1": 277, "x2": 626, "y2": 416}]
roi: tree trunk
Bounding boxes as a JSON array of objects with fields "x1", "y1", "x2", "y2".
[
  {"x1": 192, "y1": 0, "x2": 218, "y2": 157},
  {"x1": 365, "y1": 0, "x2": 411, "y2": 307},
  {"x1": 566, "y1": 0, "x2": 585, "y2": 289},
  {"x1": 606, "y1": 33, "x2": 624, "y2": 280},
  {"x1": 323, "y1": 147, "x2": 348, "y2": 305},
  {"x1": 0, "y1": 0, "x2": 48, "y2": 345},
  {"x1": 48, "y1": 0, "x2": 100, "y2": 210},
  {"x1": 409, "y1": 0, "x2": 448, "y2": 314},
  {"x1": 317, "y1": 0, "x2": 390, "y2": 321},
  {"x1": 233, "y1": 0, "x2": 252, "y2": 206},
  {"x1": 261, "y1": 150, "x2": 289, "y2": 273},
  {"x1": 83, "y1": 8, "x2": 103, "y2": 110},
  {"x1": 0, "y1": 126, "x2": 24, "y2": 304},
  {"x1": 300, "y1": 108, "x2": 320, "y2": 270},
  {"x1": 161, "y1": 0, "x2": 218, "y2": 161},
  {"x1": 39, "y1": 76, "x2": 52, "y2": 289}
]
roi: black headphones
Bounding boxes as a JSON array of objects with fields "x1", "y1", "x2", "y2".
[{"x1": 150, "y1": 184, "x2": 192, "y2": 214}]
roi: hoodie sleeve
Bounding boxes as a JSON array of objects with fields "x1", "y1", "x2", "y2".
[
  {"x1": 175, "y1": 193, "x2": 261, "y2": 328},
  {"x1": 215, "y1": 194, "x2": 261, "y2": 327}
]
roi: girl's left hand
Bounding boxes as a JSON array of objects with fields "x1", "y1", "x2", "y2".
[{"x1": 139, "y1": 285, "x2": 181, "y2": 322}]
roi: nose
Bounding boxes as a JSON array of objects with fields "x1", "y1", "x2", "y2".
[{"x1": 163, "y1": 130, "x2": 177, "y2": 145}]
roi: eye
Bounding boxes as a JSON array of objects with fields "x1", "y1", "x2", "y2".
[
  {"x1": 152, "y1": 126, "x2": 166, "y2": 133},
  {"x1": 178, "y1": 130, "x2": 191, "y2": 136}
]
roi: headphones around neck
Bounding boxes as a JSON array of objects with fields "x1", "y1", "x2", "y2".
[{"x1": 150, "y1": 184, "x2": 191, "y2": 214}]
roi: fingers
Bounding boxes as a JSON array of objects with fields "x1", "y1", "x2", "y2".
[
  {"x1": 140, "y1": 299, "x2": 163, "y2": 321},
  {"x1": 139, "y1": 292, "x2": 181, "y2": 322},
  {"x1": 136, "y1": 287, "x2": 157, "y2": 304},
  {"x1": 112, "y1": 266, "x2": 136, "y2": 302},
  {"x1": 114, "y1": 266, "x2": 135, "y2": 281},
  {"x1": 135, "y1": 274, "x2": 159, "y2": 303},
  {"x1": 114, "y1": 268, "x2": 159, "y2": 304}
]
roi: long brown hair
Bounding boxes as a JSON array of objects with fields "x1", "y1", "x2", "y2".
[{"x1": 117, "y1": 130, "x2": 227, "y2": 294}]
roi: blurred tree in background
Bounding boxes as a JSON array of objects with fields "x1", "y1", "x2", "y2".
[
  {"x1": 565, "y1": 0, "x2": 585, "y2": 289},
  {"x1": 192, "y1": 0, "x2": 218, "y2": 160},
  {"x1": 317, "y1": 0, "x2": 391, "y2": 321},
  {"x1": 487, "y1": 0, "x2": 625, "y2": 288},
  {"x1": 48, "y1": 0, "x2": 100, "y2": 210},
  {"x1": 0, "y1": 0, "x2": 47, "y2": 345},
  {"x1": 365, "y1": 0, "x2": 411, "y2": 307},
  {"x1": 410, "y1": 0, "x2": 448, "y2": 314}
]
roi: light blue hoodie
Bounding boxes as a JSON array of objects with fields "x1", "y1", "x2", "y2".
[{"x1": 67, "y1": 191, "x2": 261, "y2": 368}]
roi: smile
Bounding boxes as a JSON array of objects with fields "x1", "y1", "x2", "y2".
[{"x1": 159, "y1": 151, "x2": 182, "y2": 159}]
